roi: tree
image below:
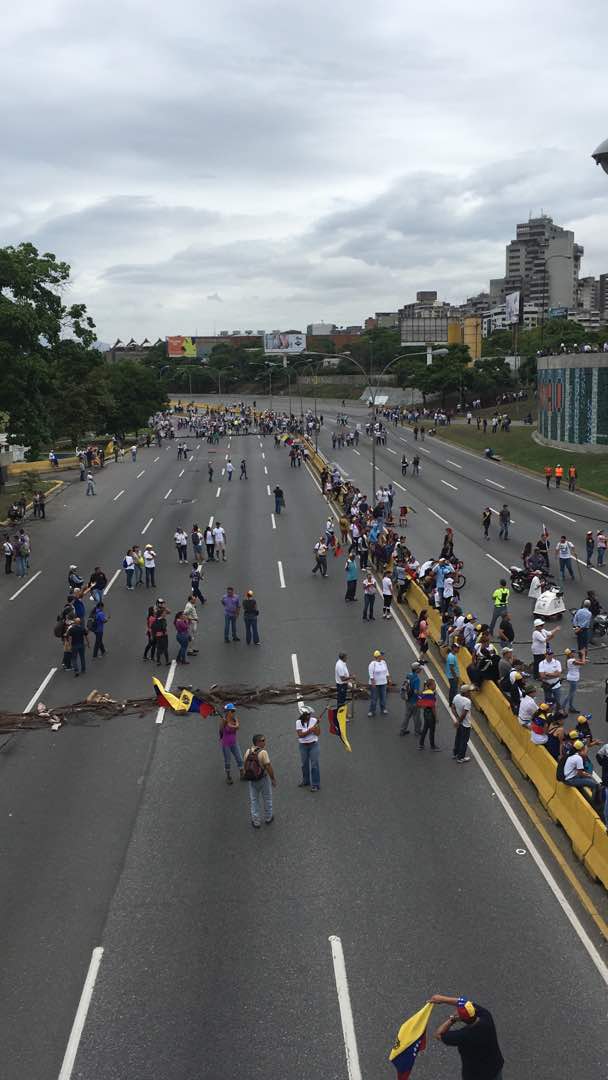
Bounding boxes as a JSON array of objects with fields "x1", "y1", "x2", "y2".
[{"x1": 100, "y1": 361, "x2": 168, "y2": 436}]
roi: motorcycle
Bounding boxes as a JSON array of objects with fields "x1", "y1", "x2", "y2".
[
  {"x1": 510, "y1": 564, "x2": 554, "y2": 594},
  {"x1": 568, "y1": 606, "x2": 608, "y2": 638}
]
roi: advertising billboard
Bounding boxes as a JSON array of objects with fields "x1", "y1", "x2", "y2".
[
  {"x1": 263, "y1": 332, "x2": 306, "y2": 354},
  {"x1": 167, "y1": 336, "x2": 197, "y2": 358},
  {"x1": 505, "y1": 291, "x2": 521, "y2": 325},
  {"x1": 400, "y1": 315, "x2": 448, "y2": 345}
]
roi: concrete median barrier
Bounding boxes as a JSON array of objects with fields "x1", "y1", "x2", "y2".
[
  {"x1": 584, "y1": 818, "x2": 608, "y2": 889},
  {"x1": 547, "y1": 783, "x2": 597, "y2": 861}
]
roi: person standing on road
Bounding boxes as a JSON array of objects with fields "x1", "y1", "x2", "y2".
[
  {"x1": 67, "y1": 617, "x2": 89, "y2": 677},
  {"x1": 335, "y1": 652, "x2": 350, "y2": 707},
  {"x1": 417, "y1": 678, "x2": 439, "y2": 750},
  {"x1": 489, "y1": 579, "x2": 510, "y2": 635},
  {"x1": 174, "y1": 610, "x2": 191, "y2": 664},
  {"x1": 190, "y1": 562, "x2": 205, "y2": 604},
  {"x1": 381, "y1": 571, "x2": 394, "y2": 618},
  {"x1": 132, "y1": 545, "x2": 144, "y2": 586},
  {"x1": 554, "y1": 463, "x2": 564, "y2": 488},
  {"x1": 585, "y1": 531, "x2": 595, "y2": 566},
  {"x1": 240, "y1": 459, "x2": 247, "y2": 479},
  {"x1": 204, "y1": 525, "x2": 215, "y2": 561},
  {"x1": 451, "y1": 685, "x2": 474, "y2": 762},
  {"x1": 368, "y1": 649, "x2": 390, "y2": 716},
  {"x1": 273, "y1": 485, "x2": 285, "y2": 515},
  {"x1": 191, "y1": 524, "x2": 204, "y2": 565},
  {"x1": 243, "y1": 589, "x2": 261, "y2": 644},
  {"x1": 143, "y1": 544, "x2": 156, "y2": 588},
  {"x1": 183, "y1": 594, "x2": 199, "y2": 655},
  {"x1": 531, "y1": 618, "x2": 559, "y2": 677},
  {"x1": 431, "y1": 994, "x2": 504, "y2": 1080},
  {"x1": 564, "y1": 648, "x2": 585, "y2": 713},
  {"x1": 555, "y1": 535, "x2": 576, "y2": 581},
  {"x1": 143, "y1": 605, "x2": 156, "y2": 661},
  {"x1": 498, "y1": 504, "x2": 510, "y2": 540},
  {"x1": 91, "y1": 602, "x2": 107, "y2": 658},
  {"x1": 208, "y1": 462, "x2": 214, "y2": 483},
  {"x1": 544, "y1": 465, "x2": 552, "y2": 488},
  {"x1": 399, "y1": 661, "x2": 423, "y2": 735},
  {"x1": 597, "y1": 529, "x2": 607, "y2": 567},
  {"x1": 568, "y1": 464, "x2": 577, "y2": 491},
  {"x1": 482, "y1": 507, "x2": 491, "y2": 540},
  {"x1": 445, "y1": 642, "x2": 460, "y2": 704},
  {"x1": 362, "y1": 572, "x2": 376, "y2": 620},
  {"x1": 243, "y1": 734, "x2": 276, "y2": 828},
  {"x1": 3, "y1": 534, "x2": 14, "y2": 574},
  {"x1": 572, "y1": 599, "x2": 592, "y2": 661},
  {"x1": 219, "y1": 704, "x2": 244, "y2": 785},
  {"x1": 86, "y1": 471, "x2": 96, "y2": 496},
  {"x1": 152, "y1": 606, "x2": 170, "y2": 666},
  {"x1": 345, "y1": 553, "x2": 358, "y2": 601},
  {"x1": 312, "y1": 537, "x2": 328, "y2": 577},
  {"x1": 412, "y1": 454, "x2": 420, "y2": 476},
  {"x1": 226, "y1": 458, "x2": 234, "y2": 481},
  {"x1": 296, "y1": 704, "x2": 321, "y2": 791},
  {"x1": 123, "y1": 548, "x2": 135, "y2": 590},
  {"x1": 174, "y1": 526, "x2": 188, "y2": 565},
  {"x1": 222, "y1": 586, "x2": 241, "y2": 642},
  {"x1": 213, "y1": 522, "x2": 227, "y2": 561}
]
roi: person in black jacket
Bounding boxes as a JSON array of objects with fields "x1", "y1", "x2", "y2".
[{"x1": 431, "y1": 993, "x2": 504, "y2": 1079}]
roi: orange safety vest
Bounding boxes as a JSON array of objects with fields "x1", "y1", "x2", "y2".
[{"x1": 555, "y1": 466, "x2": 563, "y2": 478}]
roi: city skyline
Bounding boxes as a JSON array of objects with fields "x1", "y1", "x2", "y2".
[{"x1": 2, "y1": 0, "x2": 608, "y2": 339}]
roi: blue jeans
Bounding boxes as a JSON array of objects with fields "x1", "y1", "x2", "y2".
[
  {"x1": 369, "y1": 684, "x2": 387, "y2": 714},
  {"x1": 543, "y1": 683, "x2": 561, "y2": 707},
  {"x1": 559, "y1": 558, "x2": 575, "y2": 580},
  {"x1": 222, "y1": 742, "x2": 243, "y2": 773},
  {"x1": 224, "y1": 614, "x2": 238, "y2": 641},
  {"x1": 72, "y1": 645, "x2": 86, "y2": 674},
  {"x1": 489, "y1": 605, "x2": 507, "y2": 633},
  {"x1": 299, "y1": 741, "x2": 320, "y2": 787},
  {"x1": 565, "y1": 680, "x2": 578, "y2": 712},
  {"x1": 336, "y1": 683, "x2": 348, "y2": 707},
  {"x1": 275, "y1": 496, "x2": 282, "y2": 514},
  {"x1": 91, "y1": 587, "x2": 104, "y2": 604},
  {"x1": 125, "y1": 568, "x2": 134, "y2": 589},
  {"x1": 249, "y1": 775, "x2": 273, "y2": 824},
  {"x1": 598, "y1": 548, "x2": 606, "y2": 567},
  {"x1": 244, "y1": 615, "x2": 260, "y2": 644},
  {"x1": 176, "y1": 633, "x2": 189, "y2": 662},
  {"x1": 566, "y1": 775, "x2": 599, "y2": 798},
  {"x1": 16, "y1": 555, "x2": 29, "y2": 577},
  {"x1": 363, "y1": 593, "x2": 375, "y2": 619}
]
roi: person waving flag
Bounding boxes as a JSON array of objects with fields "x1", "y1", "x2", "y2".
[{"x1": 389, "y1": 1002, "x2": 434, "y2": 1078}]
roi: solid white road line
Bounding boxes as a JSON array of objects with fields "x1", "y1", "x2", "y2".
[
  {"x1": 178, "y1": 468, "x2": 185, "y2": 478},
  {"x1": 328, "y1": 936, "x2": 363, "y2": 1080},
  {"x1": 574, "y1": 556, "x2": 608, "y2": 581},
  {"x1": 208, "y1": 515, "x2": 214, "y2": 528},
  {"x1": 57, "y1": 946, "x2": 104, "y2": 1080},
  {"x1": 113, "y1": 489, "x2": 125, "y2": 501},
  {"x1": 75, "y1": 519, "x2": 94, "y2": 538},
  {"x1": 542, "y1": 504, "x2": 576, "y2": 524},
  {"x1": 141, "y1": 517, "x2": 154, "y2": 535},
  {"x1": 486, "y1": 553, "x2": 511, "y2": 573},
  {"x1": 271, "y1": 513, "x2": 276, "y2": 530},
  {"x1": 216, "y1": 486, "x2": 222, "y2": 498},
  {"x1": 262, "y1": 452, "x2": 265, "y2": 459},
  {"x1": 9, "y1": 570, "x2": 42, "y2": 601},
  {"x1": 277, "y1": 560, "x2": 286, "y2": 588},
  {"x1": 440, "y1": 479, "x2": 458, "y2": 491},
  {"x1": 383, "y1": 580, "x2": 608, "y2": 987},
  {"x1": 103, "y1": 568, "x2": 121, "y2": 595},
  {"x1": 164, "y1": 488, "x2": 172, "y2": 500},
  {"x1": 155, "y1": 660, "x2": 177, "y2": 725},
  {"x1": 427, "y1": 507, "x2": 448, "y2": 525},
  {"x1": 485, "y1": 477, "x2": 505, "y2": 488},
  {"x1": 136, "y1": 469, "x2": 145, "y2": 478},
  {"x1": 153, "y1": 456, "x2": 160, "y2": 463},
  {"x1": 446, "y1": 459, "x2": 462, "y2": 468},
  {"x1": 267, "y1": 484, "x2": 271, "y2": 496},
  {"x1": 24, "y1": 667, "x2": 57, "y2": 713}
]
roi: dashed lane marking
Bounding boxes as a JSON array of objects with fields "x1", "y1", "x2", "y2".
[
  {"x1": 440, "y1": 479, "x2": 458, "y2": 491},
  {"x1": 113, "y1": 489, "x2": 125, "y2": 501},
  {"x1": 427, "y1": 507, "x2": 448, "y2": 525},
  {"x1": 141, "y1": 517, "x2": 154, "y2": 535},
  {"x1": 75, "y1": 519, "x2": 94, "y2": 538},
  {"x1": 9, "y1": 571, "x2": 42, "y2": 601}
]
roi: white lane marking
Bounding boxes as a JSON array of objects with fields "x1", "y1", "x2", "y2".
[
  {"x1": 103, "y1": 568, "x2": 121, "y2": 595},
  {"x1": 57, "y1": 946, "x2": 104, "y2": 1080},
  {"x1": 542, "y1": 504, "x2": 577, "y2": 524},
  {"x1": 196, "y1": 444, "x2": 200, "y2": 450},
  {"x1": 386, "y1": 447, "x2": 397, "y2": 455},
  {"x1": 24, "y1": 667, "x2": 57, "y2": 713},
  {"x1": 486, "y1": 553, "x2": 511, "y2": 573},
  {"x1": 9, "y1": 570, "x2": 42, "y2": 601},
  {"x1": 178, "y1": 468, "x2": 185, "y2": 478},
  {"x1": 75, "y1": 519, "x2": 94, "y2": 538},
  {"x1": 427, "y1": 507, "x2": 448, "y2": 525},
  {"x1": 419, "y1": 446, "x2": 431, "y2": 454},
  {"x1": 393, "y1": 481, "x2": 407, "y2": 492},
  {"x1": 352, "y1": 449, "x2": 361, "y2": 455},
  {"x1": 440, "y1": 479, "x2": 458, "y2": 491},
  {"x1": 574, "y1": 556, "x2": 608, "y2": 581},
  {"x1": 329, "y1": 936, "x2": 363, "y2": 1080},
  {"x1": 264, "y1": 465, "x2": 268, "y2": 475},
  {"x1": 221, "y1": 468, "x2": 225, "y2": 476},
  {"x1": 155, "y1": 659, "x2": 177, "y2": 725},
  {"x1": 153, "y1": 456, "x2": 160, "y2": 463},
  {"x1": 189, "y1": 455, "x2": 193, "y2": 462},
  {"x1": 385, "y1": 580, "x2": 608, "y2": 987},
  {"x1": 208, "y1": 515, "x2": 214, "y2": 528},
  {"x1": 136, "y1": 469, "x2": 145, "y2": 478},
  {"x1": 267, "y1": 484, "x2": 271, "y2": 496},
  {"x1": 485, "y1": 477, "x2": 505, "y2": 488},
  {"x1": 141, "y1": 517, "x2": 154, "y2": 535},
  {"x1": 164, "y1": 488, "x2": 172, "y2": 500},
  {"x1": 446, "y1": 459, "x2": 462, "y2": 468},
  {"x1": 216, "y1": 486, "x2": 222, "y2": 498},
  {"x1": 278, "y1": 560, "x2": 286, "y2": 588},
  {"x1": 291, "y1": 652, "x2": 301, "y2": 684},
  {"x1": 262, "y1": 452, "x2": 266, "y2": 459},
  {"x1": 113, "y1": 489, "x2": 125, "y2": 501},
  {"x1": 225, "y1": 453, "x2": 229, "y2": 460},
  {"x1": 271, "y1": 513, "x2": 276, "y2": 530}
]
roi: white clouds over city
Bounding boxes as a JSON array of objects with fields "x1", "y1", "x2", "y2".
[{"x1": 2, "y1": 0, "x2": 608, "y2": 337}]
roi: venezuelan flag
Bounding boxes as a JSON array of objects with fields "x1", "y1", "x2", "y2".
[
  {"x1": 389, "y1": 1003, "x2": 434, "y2": 1079},
  {"x1": 177, "y1": 688, "x2": 215, "y2": 717},
  {"x1": 416, "y1": 690, "x2": 436, "y2": 710},
  {"x1": 328, "y1": 705, "x2": 352, "y2": 751},
  {"x1": 152, "y1": 677, "x2": 188, "y2": 713}
]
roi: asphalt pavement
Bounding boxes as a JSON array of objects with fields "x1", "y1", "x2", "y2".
[{"x1": 1, "y1": 417, "x2": 608, "y2": 1080}]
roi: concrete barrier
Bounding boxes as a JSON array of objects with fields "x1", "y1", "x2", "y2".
[
  {"x1": 518, "y1": 744, "x2": 558, "y2": 809},
  {"x1": 547, "y1": 783, "x2": 597, "y2": 860},
  {"x1": 7, "y1": 456, "x2": 78, "y2": 477},
  {"x1": 584, "y1": 818, "x2": 608, "y2": 890}
]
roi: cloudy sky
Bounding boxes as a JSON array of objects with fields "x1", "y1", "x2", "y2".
[{"x1": 2, "y1": 0, "x2": 608, "y2": 340}]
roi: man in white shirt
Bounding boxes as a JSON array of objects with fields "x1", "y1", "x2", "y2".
[
  {"x1": 531, "y1": 618, "x2": 559, "y2": 677},
  {"x1": 335, "y1": 652, "x2": 350, "y2": 708},
  {"x1": 174, "y1": 527, "x2": 188, "y2": 564},
  {"x1": 213, "y1": 523, "x2": 227, "y2": 561},
  {"x1": 563, "y1": 741, "x2": 600, "y2": 800},
  {"x1": 538, "y1": 652, "x2": 562, "y2": 707},
  {"x1": 381, "y1": 573, "x2": 393, "y2": 619},
  {"x1": 123, "y1": 549, "x2": 135, "y2": 590},
  {"x1": 451, "y1": 685, "x2": 473, "y2": 762},
  {"x1": 143, "y1": 544, "x2": 156, "y2": 588},
  {"x1": 368, "y1": 649, "x2": 390, "y2": 716},
  {"x1": 518, "y1": 688, "x2": 539, "y2": 728},
  {"x1": 296, "y1": 704, "x2": 320, "y2": 790},
  {"x1": 184, "y1": 594, "x2": 198, "y2": 654},
  {"x1": 555, "y1": 535, "x2": 576, "y2": 581},
  {"x1": 226, "y1": 458, "x2": 234, "y2": 481}
]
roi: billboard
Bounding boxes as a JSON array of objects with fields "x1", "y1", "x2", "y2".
[
  {"x1": 400, "y1": 315, "x2": 448, "y2": 345},
  {"x1": 264, "y1": 332, "x2": 306, "y2": 354},
  {"x1": 505, "y1": 291, "x2": 521, "y2": 325},
  {"x1": 548, "y1": 306, "x2": 569, "y2": 319},
  {"x1": 167, "y1": 336, "x2": 197, "y2": 358}
]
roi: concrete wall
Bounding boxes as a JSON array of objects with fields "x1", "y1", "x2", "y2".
[{"x1": 537, "y1": 352, "x2": 608, "y2": 449}]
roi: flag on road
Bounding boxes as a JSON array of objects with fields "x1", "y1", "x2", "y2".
[
  {"x1": 177, "y1": 688, "x2": 216, "y2": 717},
  {"x1": 328, "y1": 705, "x2": 352, "y2": 751},
  {"x1": 152, "y1": 677, "x2": 187, "y2": 713},
  {"x1": 389, "y1": 1002, "x2": 434, "y2": 1079}
]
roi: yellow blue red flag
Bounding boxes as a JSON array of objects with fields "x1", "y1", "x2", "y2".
[
  {"x1": 152, "y1": 677, "x2": 187, "y2": 713},
  {"x1": 177, "y1": 688, "x2": 216, "y2": 717},
  {"x1": 389, "y1": 1002, "x2": 434, "y2": 1079}
]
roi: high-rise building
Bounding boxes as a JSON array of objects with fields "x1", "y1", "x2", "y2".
[{"x1": 491, "y1": 215, "x2": 582, "y2": 314}]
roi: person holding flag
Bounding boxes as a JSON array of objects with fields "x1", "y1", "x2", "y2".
[
  {"x1": 431, "y1": 993, "x2": 504, "y2": 1079},
  {"x1": 296, "y1": 703, "x2": 321, "y2": 790},
  {"x1": 219, "y1": 703, "x2": 244, "y2": 785}
]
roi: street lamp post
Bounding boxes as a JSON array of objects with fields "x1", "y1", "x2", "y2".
[{"x1": 539, "y1": 253, "x2": 573, "y2": 345}]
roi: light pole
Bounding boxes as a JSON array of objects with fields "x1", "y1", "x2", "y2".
[{"x1": 539, "y1": 253, "x2": 573, "y2": 345}]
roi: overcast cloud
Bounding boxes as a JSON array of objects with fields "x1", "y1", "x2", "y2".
[{"x1": 2, "y1": 0, "x2": 608, "y2": 339}]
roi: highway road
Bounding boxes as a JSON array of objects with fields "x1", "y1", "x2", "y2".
[{"x1": 1, "y1": 413, "x2": 607, "y2": 1080}]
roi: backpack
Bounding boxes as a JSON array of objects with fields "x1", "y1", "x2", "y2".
[
  {"x1": 86, "y1": 613, "x2": 97, "y2": 633},
  {"x1": 123, "y1": 557, "x2": 129, "y2": 569},
  {"x1": 242, "y1": 748, "x2": 265, "y2": 782},
  {"x1": 54, "y1": 618, "x2": 65, "y2": 638},
  {"x1": 412, "y1": 616, "x2": 421, "y2": 638},
  {"x1": 400, "y1": 676, "x2": 413, "y2": 701},
  {"x1": 556, "y1": 754, "x2": 567, "y2": 782}
]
